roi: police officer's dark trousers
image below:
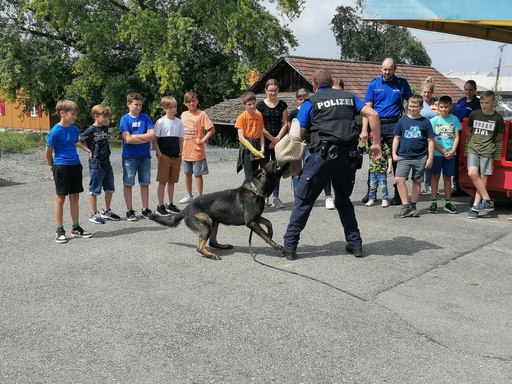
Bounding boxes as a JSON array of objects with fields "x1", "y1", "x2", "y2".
[{"x1": 283, "y1": 151, "x2": 362, "y2": 253}]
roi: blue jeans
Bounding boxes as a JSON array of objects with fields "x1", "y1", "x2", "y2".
[
  {"x1": 122, "y1": 157, "x2": 151, "y2": 186},
  {"x1": 369, "y1": 172, "x2": 388, "y2": 200}
]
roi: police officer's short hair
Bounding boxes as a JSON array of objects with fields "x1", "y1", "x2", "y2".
[{"x1": 313, "y1": 69, "x2": 332, "y2": 89}]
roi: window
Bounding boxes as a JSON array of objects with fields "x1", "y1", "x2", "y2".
[
  {"x1": 28, "y1": 105, "x2": 42, "y2": 118},
  {"x1": 0, "y1": 100, "x2": 5, "y2": 116}
]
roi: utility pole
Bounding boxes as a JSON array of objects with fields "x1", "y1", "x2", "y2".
[{"x1": 494, "y1": 44, "x2": 507, "y2": 92}]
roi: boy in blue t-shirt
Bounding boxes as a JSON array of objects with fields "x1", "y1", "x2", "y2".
[
  {"x1": 45, "y1": 100, "x2": 93, "y2": 243},
  {"x1": 80, "y1": 104, "x2": 121, "y2": 224},
  {"x1": 427, "y1": 96, "x2": 461, "y2": 214},
  {"x1": 119, "y1": 92, "x2": 155, "y2": 221},
  {"x1": 392, "y1": 95, "x2": 435, "y2": 218}
]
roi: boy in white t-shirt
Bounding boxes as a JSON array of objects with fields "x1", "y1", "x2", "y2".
[
  {"x1": 428, "y1": 96, "x2": 462, "y2": 214},
  {"x1": 152, "y1": 96, "x2": 186, "y2": 216}
]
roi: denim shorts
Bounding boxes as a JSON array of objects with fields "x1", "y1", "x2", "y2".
[
  {"x1": 183, "y1": 158, "x2": 209, "y2": 176},
  {"x1": 89, "y1": 165, "x2": 115, "y2": 195},
  {"x1": 122, "y1": 157, "x2": 151, "y2": 186},
  {"x1": 430, "y1": 156, "x2": 455, "y2": 177}
]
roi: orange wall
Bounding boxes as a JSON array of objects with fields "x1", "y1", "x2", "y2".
[{"x1": 0, "y1": 99, "x2": 51, "y2": 132}]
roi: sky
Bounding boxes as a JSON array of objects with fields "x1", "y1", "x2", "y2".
[{"x1": 264, "y1": 0, "x2": 510, "y2": 76}]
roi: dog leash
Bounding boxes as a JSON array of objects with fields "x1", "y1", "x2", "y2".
[{"x1": 248, "y1": 230, "x2": 367, "y2": 302}]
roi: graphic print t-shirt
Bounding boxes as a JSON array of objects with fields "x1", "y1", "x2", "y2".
[
  {"x1": 430, "y1": 115, "x2": 462, "y2": 156},
  {"x1": 119, "y1": 113, "x2": 154, "y2": 158},
  {"x1": 394, "y1": 116, "x2": 435, "y2": 159},
  {"x1": 80, "y1": 125, "x2": 111, "y2": 169},
  {"x1": 467, "y1": 110, "x2": 505, "y2": 158},
  {"x1": 181, "y1": 110, "x2": 214, "y2": 162}
]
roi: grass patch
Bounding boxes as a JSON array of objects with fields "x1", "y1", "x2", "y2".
[{"x1": 0, "y1": 130, "x2": 48, "y2": 154}]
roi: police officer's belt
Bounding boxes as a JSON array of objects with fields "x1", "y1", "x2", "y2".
[
  {"x1": 380, "y1": 116, "x2": 399, "y2": 124},
  {"x1": 313, "y1": 142, "x2": 358, "y2": 159}
]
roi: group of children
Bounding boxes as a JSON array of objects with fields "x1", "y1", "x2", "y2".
[
  {"x1": 45, "y1": 84, "x2": 508, "y2": 242},
  {"x1": 366, "y1": 91, "x2": 504, "y2": 220},
  {"x1": 46, "y1": 92, "x2": 214, "y2": 243}
]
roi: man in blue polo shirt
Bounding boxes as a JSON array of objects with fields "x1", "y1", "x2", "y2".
[
  {"x1": 282, "y1": 69, "x2": 382, "y2": 260},
  {"x1": 362, "y1": 58, "x2": 413, "y2": 205}
]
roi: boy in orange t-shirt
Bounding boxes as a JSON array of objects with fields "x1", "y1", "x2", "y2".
[
  {"x1": 179, "y1": 92, "x2": 216, "y2": 204},
  {"x1": 235, "y1": 91, "x2": 265, "y2": 183}
]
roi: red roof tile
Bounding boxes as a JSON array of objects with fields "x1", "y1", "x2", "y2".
[{"x1": 207, "y1": 56, "x2": 466, "y2": 125}]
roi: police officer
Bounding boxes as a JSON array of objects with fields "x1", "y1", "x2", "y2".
[
  {"x1": 282, "y1": 69, "x2": 382, "y2": 260},
  {"x1": 362, "y1": 58, "x2": 413, "y2": 205}
]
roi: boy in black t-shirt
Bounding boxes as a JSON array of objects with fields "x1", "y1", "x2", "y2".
[{"x1": 80, "y1": 105, "x2": 121, "y2": 224}]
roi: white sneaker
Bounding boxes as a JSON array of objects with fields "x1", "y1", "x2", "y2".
[
  {"x1": 265, "y1": 197, "x2": 272, "y2": 207},
  {"x1": 179, "y1": 194, "x2": 193, "y2": 204},
  {"x1": 365, "y1": 199, "x2": 375, "y2": 207},
  {"x1": 382, "y1": 199, "x2": 389, "y2": 208},
  {"x1": 325, "y1": 197, "x2": 335, "y2": 210},
  {"x1": 273, "y1": 197, "x2": 284, "y2": 209},
  {"x1": 420, "y1": 186, "x2": 432, "y2": 195}
]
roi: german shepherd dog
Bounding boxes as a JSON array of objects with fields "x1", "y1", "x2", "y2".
[{"x1": 148, "y1": 161, "x2": 290, "y2": 259}]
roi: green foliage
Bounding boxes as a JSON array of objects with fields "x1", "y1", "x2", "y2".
[
  {"x1": 0, "y1": 0, "x2": 302, "y2": 127},
  {"x1": 0, "y1": 130, "x2": 47, "y2": 153},
  {"x1": 330, "y1": 1, "x2": 431, "y2": 66}
]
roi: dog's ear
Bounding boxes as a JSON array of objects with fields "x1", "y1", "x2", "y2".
[
  {"x1": 256, "y1": 168, "x2": 267, "y2": 179},
  {"x1": 252, "y1": 168, "x2": 264, "y2": 178}
]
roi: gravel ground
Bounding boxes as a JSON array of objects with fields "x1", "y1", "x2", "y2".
[{"x1": 0, "y1": 145, "x2": 239, "y2": 187}]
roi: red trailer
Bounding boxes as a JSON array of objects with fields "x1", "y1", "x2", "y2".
[{"x1": 458, "y1": 118, "x2": 512, "y2": 200}]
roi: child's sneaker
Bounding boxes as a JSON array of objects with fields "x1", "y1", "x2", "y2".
[
  {"x1": 428, "y1": 202, "x2": 437, "y2": 214},
  {"x1": 71, "y1": 226, "x2": 93, "y2": 238},
  {"x1": 409, "y1": 208, "x2": 420, "y2": 218},
  {"x1": 509, "y1": 214, "x2": 512, "y2": 221},
  {"x1": 272, "y1": 197, "x2": 284, "y2": 209},
  {"x1": 467, "y1": 208, "x2": 479, "y2": 220},
  {"x1": 179, "y1": 194, "x2": 193, "y2": 204},
  {"x1": 89, "y1": 211, "x2": 105, "y2": 224},
  {"x1": 55, "y1": 228, "x2": 68, "y2": 244},
  {"x1": 126, "y1": 209, "x2": 138, "y2": 221},
  {"x1": 325, "y1": 197, "x2": 335, "y2": 210},
  {"x1": 381, "y1": 199, "x2": 389, "y2": 208},
  {"x1": 394, "y1": 205, "x2": 413, "y2": 218},
  {"x1": 101, "y1": 209, "x2": 121, "y2": 221},
  {"x1": 472, "y1": 200, "x2": 494, "y2": 213},
  {"x1": 156, "y1": 205, "x2": 170, "y2": 216},
  {"x1": 365, "y1": 199, "x2": 375, "y2": 207},
  {"x1": 166, "y1": 203, "x2": 181, "y2": 214},
  {"x1": 141, "y1": 208, "x2": 152, "y2": 219},
  {"x1": 444, "y1": 202, "x2": 458, "y2": 214}
]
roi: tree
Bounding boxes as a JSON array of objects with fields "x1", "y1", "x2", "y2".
[
  {"x1": 330, "y1": 1, "x2": 431, "y2": 66},
  {"x1": 0, "y1": 0, "x2": 303, "y2": 126}
]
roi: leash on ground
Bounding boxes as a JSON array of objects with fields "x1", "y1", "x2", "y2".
[{"x1": 248, "y1": 230, "x2": 367, "y2": 302}]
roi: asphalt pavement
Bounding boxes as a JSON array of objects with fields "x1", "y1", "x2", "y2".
[{"x1": 1, "y1": 153, "x2": 511, "y2": 383}]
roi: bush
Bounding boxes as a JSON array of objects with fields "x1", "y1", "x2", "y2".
[{"x1": 0, "y1": 130, "x2": 48, "y2": 154}]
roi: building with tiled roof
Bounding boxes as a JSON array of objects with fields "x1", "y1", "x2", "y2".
[{"x1": 206, "y1": 55, "x2": 465, "y2": 130}]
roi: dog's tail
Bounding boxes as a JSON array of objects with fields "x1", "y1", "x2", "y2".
[{"x1": 147, "y1": 212, "x2": 185, "y2": 228}]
